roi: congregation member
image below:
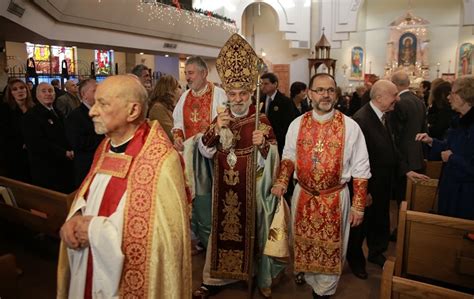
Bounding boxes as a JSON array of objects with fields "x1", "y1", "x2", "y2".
[
  {"x1": 426, "y1": 81, "x2": 455, "y2": 140},
  {"x1": 348, "y1": 85, "x2": 366, "y2": 116},
  {"x1": 55, "y1": 79, "x2": 81, "y2": 117},
  {"x1": 172, "y1": 56, "x2": 227, "y2": 249},
  {"x1": 1, "y1": 79, "x2": 35, "y2": 182},
  {"x1": 65, "y1": 79, "x2": 104, "y2": 188},
  {"x1": 347, "y1": 80, "x2": 399, "y2": 279},
  {"x1": 290, "y1": 81, "x2": 311, "y2": 115},
  {"x1": 57, "y1": 75, "x2": 191, "y2": 298},
  {"x1": 260, "y1": 72, "x2": 297, "y2": 156},
  {"x1": 22, "y1": 82, "x2": 74, "y2": 193},
  {"x1": 272, "y1": 73, "x2": 371, "y2": 299},
  {"x1": 416, "y1": 75, "x2": 474, "y2": 220},
  {"x1": 51, "y1": 78, "x2": 66, "y2": 99},
  {"x1": 192, "y1": 33, "x2": 287, "y2": 299},
  {"x1": 131, "y1": 64, "x2": 152, "y2": 94},
  {"x1": 148, "y1": 74, "x2": 182, "y2": 141}
]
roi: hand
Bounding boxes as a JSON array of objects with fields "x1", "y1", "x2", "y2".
[
  {"x1": 252, "y1": 130, "x2": 265, "y2": 146},
  {"x1": 271, "y1": 185, "x2": 286, "y2": 198},
  {"x1": 415, "y1": 133, "x2": 433, "y2": 146},
  {"x1": 216, "y1": 109, "x2": 231, "y2": 130},
  {"x1": 406, "y1": 170, "x2": 430, "y2": 180},
  {"x1": 60, "y1": 214, "x2": 82, "y2": 249},
  {"x1": 441, "y1": 150, "x2": 453, "y2": 162},
  {"x1": 74, "y1": 216, "x2": 93, "y2": 248},
  {"x1": 365, "y1": 193, "x2": 373, "y2": 207},
  {"x1": 349, "y1": 210, "x2": 364, "y2": 227},
  {"x1": 66, "y1": 150, "x2": 74, "y2": 160},
  {"x1": 174, "y1": 137, "x2": 184, "y2": 152}
]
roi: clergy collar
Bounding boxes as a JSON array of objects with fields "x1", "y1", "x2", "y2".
[
  {"x1": 110, "y1": 136, "x2": 134, "y2": 153},
  {"x1": 312, "y1": 109, "x2": 335, "y2": 122}
]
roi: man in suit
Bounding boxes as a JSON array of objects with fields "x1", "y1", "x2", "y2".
[
  {"x1": 347, "y1": 80, "x2": 399, "y2": 278},
  {"x1": 22, "y1": 82, "x2": 74, "y2": 193},
  {"x1": 390, "y1": 71, "x2": 429, "y2": 201},
  {"x1": 65, "y1": 79, "x2": 104, "y2": 188},
  {"x1": 56, "y1": 80, "x2": 81, "y2": 117},
  {"x1": 261, "y1": 72, "x2": 297, "y2": 156}
]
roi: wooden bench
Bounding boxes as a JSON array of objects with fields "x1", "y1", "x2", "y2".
[
  {"x1": 405, "y1": 177, "x2": 438, "y2": 213},
  {"x1": 424, "y1": 160, "x2": 443, "y2": 180},
  {"x1": 395, "y1": 201, "x2": 474, "y2": 290},
  {"x1": 380, "y1": 258, "x2": 472, "y2": 299},
  {"x1": 0, "y1": 176, "x2": 74, "y2": 237}
]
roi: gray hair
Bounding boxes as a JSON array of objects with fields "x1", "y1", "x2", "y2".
[
  {"x1": 453, "y1": 75, "x2": 474, "y2": 106},
  {"x1": 131, "y1": 64, "x2": 149, "y2": 77},
  {"x1": 185, "y1": 56, "x2": 208, "y2": 72},
  {"x1": 391, "y1": 71, "x2": 410, "y2": 88}
]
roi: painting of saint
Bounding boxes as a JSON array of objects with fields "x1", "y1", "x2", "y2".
[
  {"x1": 351, "y1": 46, "x2": 364, "y2": 78},
  {"x1": 398, "y1": 32, "x2": 417, "y2": 66},
  {"x1": 457, "y1": 43, "x2": 473, "y2": 77}
]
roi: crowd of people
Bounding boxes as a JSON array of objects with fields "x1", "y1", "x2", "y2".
[{"x1": 0, "y1": 32, "x2": 473, "y2": 298}]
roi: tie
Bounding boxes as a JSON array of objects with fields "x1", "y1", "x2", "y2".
[
  {"x1": 381, "y1": 113, "x2": 386, "y2": 127},
  {"x1": 265, "y1": 96, "x2": 271, "y2": 114}
]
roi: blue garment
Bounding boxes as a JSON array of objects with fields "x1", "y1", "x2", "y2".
[{"x1": 429, "y1": 108, "x2": 474, "y2": 220}]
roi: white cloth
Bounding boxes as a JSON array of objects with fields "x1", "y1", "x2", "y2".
[
  {"x1": 66, "y1": 173, "x2": 126, "y2": 299},
  {"x1": 172, "y1": 84, "x2": 227, "y2": 140},
  {"x1": 283, "y1": 110, "x2": 371, "y2": 296}
]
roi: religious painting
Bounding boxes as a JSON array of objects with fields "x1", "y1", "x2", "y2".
[
  {"x1": 350, "y1": 46, "x2": 364, "y2": 79},
  {"x1": 95, "y1": 50, "x2": 114, "y2": 75},
  {"x1": 398, "y1": 32, "x2": 417, "y2": 66},
  {"x1": 457, "y1": 43, "x2": 473, "y2": 77}
]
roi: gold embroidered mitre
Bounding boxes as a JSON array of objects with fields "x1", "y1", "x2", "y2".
[{"x1": 216, "y1": 33, "x2": 261, "y2": 92}]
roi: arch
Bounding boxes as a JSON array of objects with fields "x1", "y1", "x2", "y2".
[{"x1": 235, "y1": 0, "x2": 290, "y2": 35}]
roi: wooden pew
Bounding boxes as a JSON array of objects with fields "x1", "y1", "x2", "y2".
[
  {"x1": 405, "y1": 177, "x2": 438, "y2": 213},
  {"x1": 380, "y1": 258, "x2": 472, "y2": 299},
  {"x1": 0, "y1": 176, "x2": 74, "y2": 237},
  {"x1": 424, "y1": 160, "x2": 443, "y2": 180},
  {"x1": 0, "y1": 254, "x2": 20, "y2": 299},
  {"x1": 395, "y1": 201, "x2": 474, "y2": 290}
]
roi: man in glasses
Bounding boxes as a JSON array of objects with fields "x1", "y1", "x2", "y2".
[{"x1": 272, "y1": 73, "x2": 371, "y2": 299}]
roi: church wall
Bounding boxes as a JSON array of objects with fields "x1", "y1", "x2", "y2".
[{"x1": 329, "y1": 0, "x2": 467, "y2": 84}]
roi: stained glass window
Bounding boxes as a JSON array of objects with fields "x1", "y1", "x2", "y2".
[
  {"x1": 95, "y1": 50, "x2": 114, "y2": 75},
  {"x1": 25, "y1": 43, "x2": 76, "y2": 75}
]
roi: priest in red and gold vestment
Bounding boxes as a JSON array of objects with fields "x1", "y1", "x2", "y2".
[
  {"x1": 192, "y1": 34, "x2": 288, "y2": 299},
  {"x1": 272, "y1": 73, "x2": 371, "y2": 299},
  {"x1": 57, "y1": 75, "x2": 191, "y2": 299},
  {"x1": 172, "y1": 56, "x2": 228, "y2": 249}
]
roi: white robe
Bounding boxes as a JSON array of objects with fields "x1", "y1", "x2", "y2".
[
  {"x1": 66, "y1": 173, "x2": 126, "y2": 299},
  {"x1": 283, "y1": 110, "x2": 371, "y2": 296}
]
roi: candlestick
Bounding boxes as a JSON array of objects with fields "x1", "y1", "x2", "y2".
[{"x1": 448, "y1": 60, "x2": 451, "y2": 73}]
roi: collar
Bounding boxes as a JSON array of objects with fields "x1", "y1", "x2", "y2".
[
  {"x1": 399, "y1": 89, "x2": 410, "y2": 96},
  {"x1": 369, "y1": 101, "x2": 384, "y2": 121},
  {"x1": 191, "y1": 82, "x2": 209, "y2": 97},
  {"x1": 267, "y1": 90, "x2": 277, "y2": 101},
  {"x1": 82, "y1": 101, "x2": 92, "y2": 109},
  {"x1": 312, "y1": 109, "x2": 335, "y2": 122},
  {"x1": 110, "y1": 135, "x2": 134, "y2": 153}
]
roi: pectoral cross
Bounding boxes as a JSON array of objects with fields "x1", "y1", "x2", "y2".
[{"x1": 190, "y1": 109, "x2": 201, "y2": 123}]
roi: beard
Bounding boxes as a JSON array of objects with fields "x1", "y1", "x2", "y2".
[
  {"x1": 93, "y1": 120, "x2": 107, "y2": 135},
  {"x1": 313, "y1": 98, "x2": 336, "y2": 113}
]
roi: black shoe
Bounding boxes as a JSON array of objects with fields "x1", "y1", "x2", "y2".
[
  {"x1": 348, "y1": 263, "x2": 368, "y2": 280},
  {"x1": 294, "y1": 272, "x2": 306, "y2": 285},
  {"x1": 368, "y1": 254, "x2": 386, "y2": 268},
  {"x1": 390, "y1": 229, "x2": 397, "y2": 242},
  {"x1": 192, "y1": 284, "x2": 222, "y2": 298},
  {"x1": 312, "y1": 291, "x2": 331, "y2": 299}
]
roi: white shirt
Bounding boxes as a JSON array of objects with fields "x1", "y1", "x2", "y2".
[{"x1": 369, "y1": 101, "x2": 384, "y2": 123}]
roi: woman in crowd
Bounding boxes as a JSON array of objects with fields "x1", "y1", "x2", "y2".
[
  {"x1": 426, "y1": 81, "x2": 455, "y2": 139},
  {"x1": 148, "y1": 75, "x2": 182, "y2": 141},
  {"x1": 1, "y1": 79, "x2": 35, "y2": 182},
  {"x1": 416, "y1": 75, "x2": 474, "y2": 220}
]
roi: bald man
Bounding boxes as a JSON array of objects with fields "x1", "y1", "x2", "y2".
[
  {"x1": 347, "y1": 80, "x2": 400, "y2": 277},
  {"x1": 22, "y1": 82, "x2": 74, "y2": 193},
  {"x1": 57, "y1": 75, "x2": 191, "y2": 299},
  {"x1": 56, "y1": 79, "x2": 81, "y2": 117}
]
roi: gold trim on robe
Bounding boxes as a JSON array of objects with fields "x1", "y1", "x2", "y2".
[{"x1": 183, "y1": 83, "x2": 214, "y2": 139}]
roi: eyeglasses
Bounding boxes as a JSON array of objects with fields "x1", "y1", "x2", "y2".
[{"x1": 309, "y1": 87, "x2": 336, "y2": 95}]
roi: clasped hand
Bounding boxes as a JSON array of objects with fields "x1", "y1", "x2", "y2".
[{"x1": 60, "y1": 214, "x2": 93, "y2": 250}]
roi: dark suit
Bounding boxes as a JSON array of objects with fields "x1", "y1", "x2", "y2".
[
  {"x1": 348, "y1": 103, "x2": 398, "y2": 266},
  {"x1": 65, "y1": 103, "x2": 104, "y2": 188},
  {"x1": 390, "y1": 90, "x2": 427, "y2": 200},
  {"x1": 261, "y1": 90, "x2": 297, "y2": 156},
  {"x1": 22, "y1": 104, "x2": 73, "y2": 193}
]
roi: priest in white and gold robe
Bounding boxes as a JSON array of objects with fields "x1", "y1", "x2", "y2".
[
  {"x1": 57, "y1": 75, "x2": 191, "y2": 299},
  {"x1": 272, "y1": 73, "x2": 371, "y2": 299}
]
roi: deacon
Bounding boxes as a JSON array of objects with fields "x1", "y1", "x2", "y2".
[
  {"x1": 172, "y1": 56, "x2": 227, "y2": 250},
  {"x1": 57, "y1": 75, "x2": 191, "y2": 299},
  {"x1": 192, "y1": 34, "x2": 287, "y2": 299},
  {"x1": 272, "y1": 73, "x2": 371, "y2": 299}
]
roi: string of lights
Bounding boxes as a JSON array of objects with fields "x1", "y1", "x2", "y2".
[{"x1": 137, "y1": 0, "x2": 238, "y2": 33}]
